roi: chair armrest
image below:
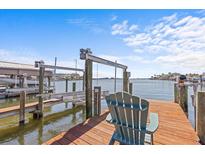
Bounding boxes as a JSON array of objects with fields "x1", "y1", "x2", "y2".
[
  {"x1": 146, "y1": 112, "x2": 159, "y2": 134},
  {"x1": 106, "y1": 112, "x2": 159, "y2": 134},
  {"x1": 106, "y1": 113, "x2": 112, "y2": 123}
]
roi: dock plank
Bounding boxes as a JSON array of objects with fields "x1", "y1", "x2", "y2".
[{"x1": 44, "y1": 100, "x2": 200, "y2": 145}]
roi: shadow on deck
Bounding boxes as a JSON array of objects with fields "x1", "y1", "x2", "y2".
[{"x1": 44, "y1": 100, "x2": 200, "y2": 145}]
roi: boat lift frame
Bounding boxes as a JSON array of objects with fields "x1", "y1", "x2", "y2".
[
  {"x1": 80, "y1": 48, "x2": 130, "y2": 118},
  {"x1": 34, "y1": 60, "x2": 84, "y2": 118}
]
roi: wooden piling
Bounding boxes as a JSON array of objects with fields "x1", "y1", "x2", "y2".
[
  {"x1": 174, "y1": 83, "x2": 179, "y2": 103},
  {"x1": 196, "y1": 91, "x2": 205, "y2": 144},
  {"x1": 72, "y1": 82, "x2": 76, "y2": 107},
  {"x1": 191, "y1": 94, "x2": 196, "y2": 130},
  {"x1": 19, "y1": 91, "x2": 26, "y2": 125},
  {"x1": 19, "y1": 75, "x2": 24, "y2": 88},
  {"x1": 48, "y1": 76, "x2": 51, "y2": 88},
  {"x1": 129, "y1": 82, "x2": 133, "y2": 95},
  {"x1": 65, "y1": 79, "x2": 68, "y2": 92},
  {"x1": 82, "y1": 73, "x2": 85, "y2": 91},
  {"x1": 85, "y1": 59, "x2": 93, "y2": 119},
  {"x1": 72, "y1": 82, "x2": 76, "y2": 92},
  {"x1": 34, "y1": 65, "x2": 45, "y2": 119},
  {"x1": 94, "y1": 86, "x2": 101, "y2": 116},
  {"x1": 178, "y1": 83, "x2": 188, "y2": 115},
  {"x1": 123, "y1": 70, "x2": 129, "y2": 92}
]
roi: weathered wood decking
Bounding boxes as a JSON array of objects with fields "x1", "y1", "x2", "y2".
[{"x1": 43, "y1": 100, "x2": 200, "y2": 145}]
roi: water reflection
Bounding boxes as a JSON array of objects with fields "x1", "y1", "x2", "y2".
[{"x1": 0, "y1": 104, "x2": 86, "y2": 145}]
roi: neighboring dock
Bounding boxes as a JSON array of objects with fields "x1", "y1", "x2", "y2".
[
  {"x1": 0, "y1": 90, "x2": 108, "y2": 119},
  {"x1": 43, "y1": 100, "x2": 200, "y2": 145}
]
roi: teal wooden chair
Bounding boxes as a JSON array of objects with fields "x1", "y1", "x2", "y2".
[{"x1": 105, "y1": 92, "x2": 158, "y2": 145}]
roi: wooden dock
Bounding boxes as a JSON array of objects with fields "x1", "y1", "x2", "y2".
[
  {"x1": 0, "y1": 98, "x2": 62, "y2": 118},
  {"x1": 43, "y1": 100, "x2": 200, "y2": 145}
]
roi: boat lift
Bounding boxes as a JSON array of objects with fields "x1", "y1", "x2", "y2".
[
  {"x1": 34, "y1": 60, "x2": 84, "y2": 118},
  {"x1": 80, "y1": 48, "x2": 130, "y2": 118}
]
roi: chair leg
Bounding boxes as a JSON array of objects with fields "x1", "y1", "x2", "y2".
[
  {"x1": 151, "y1": 134, "x2": 154, "y2": 145},
  {"x1": 109, "y1": 138, "x2": 115, "y2": 145},
  {"x1": 109, "y1": 134, "x2": 116, "y2": 145}
]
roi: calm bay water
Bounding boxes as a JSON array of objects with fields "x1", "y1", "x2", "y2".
[{"x1": 0, "y1": 79, "x2": 196, "y2": 144}]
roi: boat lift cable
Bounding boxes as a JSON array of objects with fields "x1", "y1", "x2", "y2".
[
  {"x1": 114, "y1": 60, "x2": 117, "y2": 93},
  {"x1": 96, "y1": 64, "x2": 98, "y2": 85},
  {"x1": 53, "y1": 57, "x2": 57, "y2": 93}
]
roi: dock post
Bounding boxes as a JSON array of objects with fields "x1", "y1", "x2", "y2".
[
  {"x1": 23, "y1": 75, "x2": 28, "y2": 88},
  {"x1": 129, "y1": 82, "x2": 133, "y2": 95},
  {"x1": 174, "y1": 83, "x2": 179, "y2": 103},
  {"x1": 123, "y1": 70, "x2": 130, "y2": 92},
  {"x1": 178, "y1": 83, "x2": 188, "y2": 116},
  {"x1": 65, "y1": 79, "x2": 68, "y2": 92},
  {"x1": 19, "y1": 75, "x2": 24, "y2": 88},
  {"x1": 196, "y1": 91, "x2": 205, "y2": 144},
  {"x1": 85, "y1": 59, "x2": 93, "y2": 119},
  {"x1": 14, "y1": 75, "x2": 18, "y2": 88},
  {"x1": 19, "y1": 91, "x2": 26, "y2": 125},
  {"x1": 34, "y1": 62, "x2": 45, "y2": 119},
  {"x1": 191, "y1": 94, "x2": 196, "y2": 131},
  {"x1": 94, "y1": 86, "x2": 101, "y2": 116},
  {"x1": 48, "y1": 76, "x2": 51, "y2": 89},
  {"x1": 72, "y1": 82, "x2": 76, "y2": 92},
  {"x1": 72, "y1": 82, "x2": 76, "y2": 107}
]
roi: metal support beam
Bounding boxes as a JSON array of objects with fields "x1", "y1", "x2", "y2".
[
  {"x1": 38, "y1": 64, "x2": 84, "y2": 72},
  {"x1": 80, "y1": 48, "x2": 127, "y2": 70}
]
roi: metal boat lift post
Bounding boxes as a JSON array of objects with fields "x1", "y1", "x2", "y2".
[
  {"x1": 80, "y1": 48, "x2": 130, "y2": 119},
  {"x1": 34, "y1": 60, "x2": 84, "y2": 119}
]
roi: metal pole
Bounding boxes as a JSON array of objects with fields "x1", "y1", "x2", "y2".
[{"x1": 96, "y1": 64, "x2": 98, "y2": 85}]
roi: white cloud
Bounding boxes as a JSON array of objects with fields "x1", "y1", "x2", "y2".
[
  {"x1": 99, "y1": 54, "x2": 149, "y2": 65},
  {"x1": 111, "y1": 20, "x2": 138, "y2": 35},
  {"x1": 111, "y1": 13, "x2": 205, "y2": 72},
  {"x1": 66, "y1": 17, "x2": 104, "y2": 33},
  {"x1": 111, "y1": 15, "x2": 118, "y2": 21},
  {"x1": 162, "y1": 13, "x2": 177, "y2": 23}
]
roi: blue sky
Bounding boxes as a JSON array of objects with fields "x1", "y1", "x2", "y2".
[{"x1": 0, "y1": 9, "x2": 205, "y2": 78}]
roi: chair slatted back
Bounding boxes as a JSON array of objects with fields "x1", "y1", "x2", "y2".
[
  {"x1": 132, "y1": 95, "x2": 140, "y2": 144},
  {"x1": 106, "y1": 94, "x2": 124, "y2": 140},
  {"x1": 105, "y1": 92, "x2": 149, "y2": 145},
  {"x1": 116, "y1": 92, "x2": 129, "y2": 142}
]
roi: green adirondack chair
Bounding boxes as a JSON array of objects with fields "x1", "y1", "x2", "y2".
[{"x1": 105, "y1": 92, "x2": 158, "y2": 145}]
